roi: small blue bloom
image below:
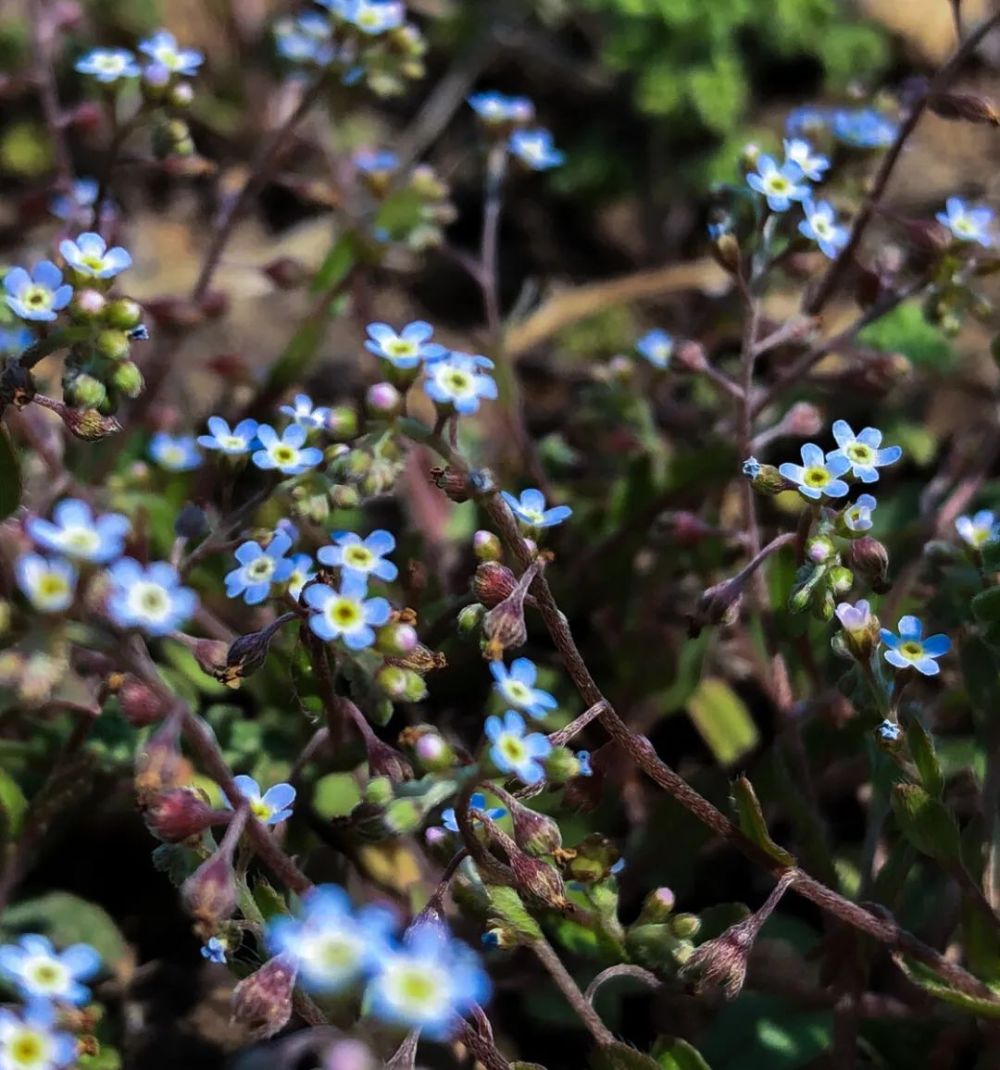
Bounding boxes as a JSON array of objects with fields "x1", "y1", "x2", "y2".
[
  {"x1": 742, "y1": 456, "x2": 762, "y2": 480},
  {"x1": 4, "y1": 261, "x2": 73, "y2": 322},
  {"x1": 225, "y1": 532, "x2": 296, "y2": 605},
  {"x1": 779, "y1": 443, "x2": 851, "y2": 501},
  {"x1": 252, "y1": 423, "x2": 324, "y2": 476},
  {"x1": 489, "y1": 658, "x2": 558, "y2": 720},
  {"x1": 287, "y1": 553, "x2": 316, "y2": 600},
  {"x1": 149, "y1": 433, "x2": 202, "y2": 472},
  {"x1": 27, "y1": 498, "x2": 130, "y2": 564},
  {"x1": 0, "y1": 999, "x2": 77, "y2": 1070},
  {"x1": 226, "y1": 775, "x2": 297, "y2": 825},
  {"x1": 485, "y1": 710, "x2": 552, "y2": 785},
  {"x1": 343, "y1": 0, "x2": 405, "y2": 34},
  {"x1": 275, "y1": 13, "x2": 334, "y2": 65},
  {"x1": 0, "y1": 934, "x2": 101, "y2": 1007},
  {"x1": 105, "y1": 558, "x2": 198, "y2": 636},
  {"x1": 956, "y1": 509, "x2": 998, "y2": 549},
  {"x1": 279, "y1": 393, "x2": 331, "y2": 431},
  {"x1": 365, "y1": 321, "x2": 446, "y2": 369},
  {"x1": 423, "y1": 351, "x2": 497, "y2": 415},
  {"x1": 877, "y1": 719, "x2": 901, "y2": 743},
  {"x1": 304, "y1": 572, "x2": 391, "y2": 649},
  {"x1": 355, "y1": 148, "x2": 399, "y2": 174},
  {"x1": 365, "y1": 920, "x2": 490, "y2": 1040},
  {"x1": 835, "y1": 599, "x2": 873, "y2": 637},
  {"x1": 783, "y1": 138, "x2": 829, "y2": 181},
  {"x1": 59, "y1": 232, "x2": 131, "y2": 279},
  {"x1": 197, "y1": 416, "x2": 259, "y2": 455},
  {"x1": 468, "y1": 92, "x2": 534, "y2": 125},
  {"x1": 828, "y1": 420, "x2": 902, "y2": 483},
  {"x1": 267, "y1": 884, "x2": 394, "y2": 994},
  {"x1": 317, "y1": 529, "x2": 398, "y2": 582},
  {"x1": 746, "y1": 155, "x2": 809, "y2": 212},
  {"x1": 441, "y1": 792, "x2": 507, "y2": 833},
  {"x1": 881, "y1": 616, "x2": 951, "y2": 676},
  {"x1": 786, "y1": 106, "x2": 829, "y2": 137},
  {"x1": 936, "y1": 197, "x2": 994, "y2": 247},
  {"x1": 201, "y1": 937, "x2": 228, "y2": 964},
  {"x1": 139, "y1": 31, "x2": 203, "y2": 76},
  {"x1": 75, "y1": 47, "x2": 141, "y2": 82},
  {"x1": 50, "y1": 178, "x2": 99, "y2": 222},
  {"x1": 576, "y1": 750, "x2": 593, "y2": 777},
  {"x1": 799, "y1": 200, "x2": 848, "y2": 259},
  {"x1": 501, "y1": 488, "x2": 572, "y2": 529},
  {"x1": 842, "y1": 493, "x2": 877, "y2": 534},
  {"x1": 15, "y1": 554, "x2": 77, "y2": 613},
  {"x1": 635, "y1": 329, "x2": 673, "y2": 369},
  {"x1": 0, "y1": 325, "x2": 34, "y2": 358},
  {"x1": 508, "y1": 128, "x2": 564, "y2": 170},
  {"x1": 831, "y1": 108, "x2": 898, "y2": 149}
]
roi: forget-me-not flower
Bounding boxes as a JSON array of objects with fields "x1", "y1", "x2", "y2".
[
  {"x1": 201, "y1": 937, "x2": 228, "y2": 964},
  {"x1": 501, "y1": 488, "x2": 572, "y2": 529},
  {"x1": 835, "y1": 599, "x2": 874, "y2": 637},
  {"x1": 279, "y1": 393, "x2": 332, "y2": 431},
  {"x1": 0, "y1": 1000, "x2": 77, "y2": 1070},
  {"x1": 59, "y1": 232, "x2": 131, "y2": 279},
  {"x1": 27, "y1": 498, "x2": 130, "y2": 564},
  {"x1": 956, "y1": 509, "x2": 998, "y2": 549},
  {"x1": 936, "y1": 197, "x2": 994, "y2": 247},
  {"x1": 225, "y1": 532, "x2": 296, "y2": 605},
  {"x1": 468, "y1": 92, "x2": 534, "y2": 125},
  {"x1": 252, "y1": 424, "x2": 324, "y2": 476},
  {"x1": 877, "y1": 719, "x2": 901, "y2": 742},
  {"x1": 489, "y1": 658, "x2": 558, "y2": 719},
  {"x1": 831, "y1": 108, "x2": 898, "y2": 149},
  {"x1": 827, "y1": 420, "x2": 902, "y2": 483},
  {"x1": 783, "y1": 138, "x2": 829, "y2": 181},
  {"x1": 355, "y1": 149, "x2": 399, "y2": 175},
  {"x1": 149, "y1": 433, "x2": 202, "y2": 472},
  {"x1": 799, "y1": 200, "x2": 848, "y2": 259},
  {"x1": 881, "y1": 616, "x2": 951, "y2": 676},
  {"x1": 779, "y1": 443, "x2": 851, "y2": 501},
  {"x1": 786, "y1": 106, "x2": 829, "y2": 137},
  {"x1": 15, "y1": 555, "x2": 77, "y2": 613},
  {"x1": 746, "y1": 155, "x2": 809, "y2": 212},
  {"x1": 576, "y1": 750, "x2": 593, "y2": 777},
  {"x1": 226, "y1": 775, "x2": 296, "y2": 825},
  {"x1": 0, "y1": 934, "x2": 100, "y2": 1007},
  {"x1": 287, "y1": 553, "x2": 316, "y2": 600},
  {"x1": 423, "y1": 351, "x2": 497, "y2": 414},
  {"x1": 317, "y1": 530, "x2": 398, "y2": 582},
  {"x1": 50, "y1": 178, "x2": 99, "y2": 223},
  {"x1": 440, "y1": 792, "x2": 507, "y2": 833},
  {"x1": 485, "y1": 710, "x2": 552, "y2": 785},
  {"x1": 365, "y1": 321, "x2": 446, "y2": 368},
  {"x1": 0, "y1": 326, "x2": 34, "y2": 358},
  {"x1": 4, "y1": 262, "x2": 73, "y2": 322},
  {"x1": 508, "y1": 128, "x2": 564, "y2": 170},
  {"x1": 105, "y1": 558, "x2": 198, "y2": 636},
  {"x1": 275, "y1": 15, "x2": 335, "y2": 66},
  {"x1": 139, "y1": 31, "x2": 203, "y2": 76},
  {"x1": 75, "y1": 47, "x2": 141, "y2": 82},
  {"x1": 636, "y1": 329, "x2": 673, "y2": 369},
  {"x1": 343, "y1": 0, "x2": 405, "y2": 34},
  {"x1": 197, "y1": 416, "x2": 259, "y2": 455},
  {"x1": 305, "y1": 572, "x2": 391, "y2": 649},
  {"x1": 841, "y1": 493, "x2": 877, "y2": 534}
]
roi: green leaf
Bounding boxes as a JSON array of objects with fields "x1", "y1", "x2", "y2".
[
  {"x1": 857, "y1": 302, "x2": 952, "y2": 368},
  {"x1": 1, "y1": 892, "x2": 127, "y2": 965},
  {"x1": 906, "y1": 719, "x2": 944, "y2": 798},
  {"x1": 0, "y1": 767, "x2": 27, "y2": 843},
  {"x1": 78, "y1": 1049, "x2": 123, "y2": 1070},
  {"x1": 730, "y1": 775, "x2": 795, "y2": 866},
  {"x1": 891, "y1": 953, "x2": 1000, "y2": 1018},
  {"x1": 0, "y1": 425, "x2": 21, "y2": 521},
  {"x1": 687, "y1": 678, "x2": 759, "y2": 766},
  {"x1": 252, "y1": 878, "x2": 290, "y2": 921},
  {"x1": 310, "y1": 230, "x2": 359, "y2": 295},
  {"x1": 891, "y1": 783, "x2": 961, "y2": 865},
  {"x1": 652, "y1": 1037, "x2": 713, "y2": 1070},
  {"x1": 972, "y1": 587, "x2": 1000, "y2": 625},
  {"x1": 313, "y1": 772, "x2": 362, "y2": 819},
  {"x1": 591, "y1": 1043, "x2": 662, "y2": 1070}
]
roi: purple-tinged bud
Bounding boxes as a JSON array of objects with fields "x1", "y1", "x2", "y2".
[
  {"x1": 425, "y1": 824, "x2": 449, "y2": 848},
  {"x1": 231, "y1": 954, "x2": 298, "y2": 1040},
  {"x1": 181, "y1": 808, "x2": 247, "y2": 936},
  {"x1": 261, "y1": 256, "x2": 307, "y2": 290},
  {"x1": 71, "y1": 288, "x2": 106, "y2": 319},
  {"x1": 481, "y1": 557, "x2": 546, "y2": 659},
  {"x1": 510, "y1": 849, "x2": 568, "y2": 910},
  {"x1": 175, "y1": 503, "x2": 209, "y2": 540},
  {"x1": 326, "y1": 407, "x2": 358, "y2": 440},
  {"x1": 473, "y1": 529, "x2": 503, "y2": 562},
  {"x1": 215, "y1": 618, "x2": 289, "y2": 688},
  {"x1": 849, "y1": 536, "x2": 890, "y2": 593},
  {"x1": 326, "y1": 1039, "x2": 377, "y2": 1070},
  {"x1": 783, "y1": 401, "x2": 822, "y2": 438},
  {"x1": 473, "y1": 561, "x2": 518, "y2": 608},
  {"x1": 399, "y1": 725, "x2": 455, "y2": 772},
  {"x1": 508, "y1": 798, "x2": 563, "y2": 857},
  {"x1": 365, "y1": 382, "x2": 403, "y2": 419},
  {"x1": 376, "y1": 621, "x2": 419, "y2": 656},
  {"x1": 105, "y1": 298, "x2": 143, "y2": 330},
  {"x1": 135, "y1": 711, "x2": 191, "y2": 802},
  {"x1": 169, "y1": 81, "x2": 195, "y2": 109},
  {"x1": 674, "y1": 340, "x2": 708, "y2": 373},
  {"x1": 834, "y1": 599, "x2": 880, "y2": 661},
  {"x1": 689, "y1": 576, "x2": 744, "y2": 636},
  {"x1": 116, "y1": 673, "x2": 172, "y2": 726},
  {"x1": 145, "y1": 787, "x2": 230, "y2": 843},
  {"x1": 34, "y1": 394, "x2": 122, "y2": 440},
  {"x1": 637, "y1": 887, "x2": 676, "y2": 925},
  {"x1": 806, "y1": 535, "x2": 835, "y2": 564},
  {"x1": 375, "y1": 664, "x2": 408, "y2": 699},
  {"x1": 143, "y1": 61, "x2": 171, "y2": 89}
]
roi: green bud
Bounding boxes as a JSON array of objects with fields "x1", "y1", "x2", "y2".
[
  {"x1": 375, "y1": 665, "x2": 408, "y2": 700},
  {"x1": 364, "y1": 776, "x2": 394, "y2": 807},
  {"x1": 169, "y1": 81, "x2": 195, "y2": 109},
  {"x1": 376, "y1": 621, "x2": 419, "y2": 657},
  {"x1": 66, "y1": 373, "x2": 107, "y2": 409},
  {"x1": 329, "y1": 484, "x2": 360, "y2": 509},
  {"x1": 384, "y1": 798, "x2": 423, "y2": 835},
  {"x1": 742, "y1": 456, "x2": 791, "y2": 496},
  {"x1": 327, "y1": 406, "x2": 359, "y2": 440},
  {"x1": 473, "y1": 530, "x2": 503, "y2": 563},
  {"x1": 564, "y1": 834, "x2": 620, "y2": 884},
  {"x1": 485, "y1": 884, "x2": 542, "y2": 943},
  {"x1": 637, "y1": 887, "x2": 676, "y2": 925},
  {"x1": 543, "y1": 745, "x2": 581, "y2": 785},
  {"x1": 105, "y1": 298, "x2": 143, "y2": 329},
  {"x1": 670, "y1": 912, "x2": 702, "y2": 939},
  {"x1": 625, "y1": 922, "x2": 686, "y2": 973},
  {"x1": 400, "y1": 726, "x2": 455, "y2": 773},
  {"x1": 110, "y1": 360, "x2": 144, "y2": 399},
  {"x1": 457, "y1": 603, "x2": 487, "y2": 639},
  {"x1": 401, "y1": 669, "x2": 428, "y2": 703},
  {"x1": 828, "y1": 565, "x2": 854, "y2": 595},
  {"x1": 97, "y1": 329, "x2": 131, "y2": 361}
]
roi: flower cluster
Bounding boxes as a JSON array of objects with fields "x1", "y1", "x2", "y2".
[{"x1": 468, "y1": 90, "x2": 564, "y2": 170}]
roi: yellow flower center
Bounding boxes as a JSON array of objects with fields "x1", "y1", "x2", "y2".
[
  {"x1": 344, "y1": 546, "x2": 373, "y2": 569},
  {"x1": 803, "y1": 466, "x2": 830, "y2": 488},
  {"x1": 273, "y1": 445, "x2": 297, "y2": 465}
]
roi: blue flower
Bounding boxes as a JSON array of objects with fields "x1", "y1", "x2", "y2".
[
  {"x1": 287, "y1": 553, "x2": 316, "y2": 600},
  {"x1": 267, "y1": 884, "x2": 394, "y2": 994},
  {"x1": 636, "y1": 329, "x2": 673, "y2": 369},
  {"x1": 746, "y1": 155, "x2": 809, "y2": 212},
  {"x1": 26, "y1": 498, "x2": 130, "y2": 564},
  {"x1": 304, "y1": 572, "x2": 391, "y2": 649},
  {"x1": 4, "y1": 262, "x2": 73, "y2": 322},
  {"x1": 279, "y1": 393, "x2": 332, "y2": 431},
  {"x1": 139, "y1": 31, "x2": 203, "y2": 76},
  {"x1": 149, "y1": 433, "x2": 202, "y2": 472},
  {"x1": 227, "y1": 775, "x2": 296, "y2": 825},
  {"x1": 936, "y1": 197, "x2": 994, "y2": 247},
  {"x1": 274, "y1": 13, "x2": 334, "y2": 65},
  {"x1": 468, "y1": 92, "x2": 534, "y2": 125},
  {"x1": 835, "y1": 599, "x2": 873, "y2": 637},
  {"x1": 441, "y1": 792, "x2": 507, "y2": 833},
  {"x1": 317, "y1": 529, "x2": 398, "y2": 582},
  {"x1": 489, "y1": 658, "x2": 558, "y2": 719},
  {"x1": 225, "y1": 532, "x2": 296, "y2": 605},
  {"x1": 197, "y1": 416, "x2": 259, "y2": 455},
  {"x1": 831, "y1": 108, "x2": 898, "y2": 149},
  {"x1": 783, "y1": 138, "x2": 829, "y2": 181},
  {"x1": 200, "y1": 937, "x2": 228, "y2": 964},
  {"x1": 485, "y1": 710, "x2": 552, "y2": 785},
  {"x1": 877, "y1": 719, "x2": 901, "y2": 742},
  {"x1": 0, "y1": 325, "x2": 34, "y2": 357},
  {"x1": 365, "y1": 321, "x2": 446, "y2": 368},
  {"x1": 827, "y1": 420, "x2": 902, "y2": 483},
  {"x1": 342, "y1": 0, "x2": 405, "y2": 34},
  {"x1": 501, "y1": 488, "x2": 572, "y2": 529},
  {"x1": 105, "y1": 558, "x2": 198, "y2": 636},
  {"x1": 881, "y1": 616, "x2": 951, "y2": 676},
  {"x1": 576, "y1": 750, "x2": 593, "y2": 777},
  {"x1": 842, "y1": 493, "x2": 877, "y2": 534},
  {"x1": 423, "y1": 351, "x2": 497, "y2": 414},
  {"x1": 508, "y1": 128, "x2": 564, "y2": 170},
  {"x1": 0, "y1": 934, "x2": 100, "y2": 1006},
  {"x1": 50, "y1": 178, "x2": 99, "y2": 222},
  {"x1": 799, "y1": 200, "x2": 848, "y2": 259},
  {"x1": 15, "y1": 554, "x2": 77, "y2": 613},
  {"x1": 786, "y1": 106, "x2": 829, "y2": 137},
  {"x1": 75, "y1": 47, "x2": 141, "y2": 82},
  {"x1": 742, "y1": 456, "x2": 762, "y2": 480},
  {"x1": 956, "y1": 509, "x2": 998, "y2": 549},
  {"x1": 0, "y1": 1000, "x2": 77, "y2": 1070},
  {"x1": 779, "y1": 443, "x2": 851, "y2": 501},
  {"x1": 355, "y1": 149, "x2": 399, "y2": 174},
  {"x1": 252, "y1": 424, "x2": 324, "y2": 476},
  {"x1": 59, "y1": 232, "x2": 131, "y2": 279},
  {"x1": 365, "y1": 920, "x2": 490, "y2": 1039}
]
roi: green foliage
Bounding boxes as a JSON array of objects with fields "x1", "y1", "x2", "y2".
[
  {"x1": 890, "y1": 783, "x2": 962, "y2": 866},
  {"x1": 687, "y1": 678, "x2": 759, "y2": 765},
  {"x1": 1, "y1": 892, "x2": 128, "y2": 965},
  {"x1": 730, "y1": 775, "x2": 795, "y2": 866},
  {"x1": 857, "y1": 302, "x2": 953, "y2": 369}
]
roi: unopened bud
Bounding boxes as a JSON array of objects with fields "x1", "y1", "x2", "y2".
[
  {"x1": 543, "y1": 745, "x2": 582, "y2": 785},
  {"x1": 66, "y1": 373, "x2": 107, "y2": 409},
  {"x1": 365, "y1": 382, "x2": 403, "y2": 418},
  {"x1": 806, "y1": 535, "x2": 835, "y2": 564},
  {"x1": 375, "y1": 664, "x2": 408, "y2": 699},
  {"x1": 849, "y1": 536, "x2": 890, "y2": 593},
  {"x1": 326, "y1": 1039, "x2": 377, "y2": 1070},
  {"x1": 457, "y1": 602, "x2": 487, "y2": 639},
  {"x1": 670, "y1": 912, "x2": 702, "y2": 940},
  {"x1": 145, "y1": 787, "x2": 230, "y2": 843},
  {"x1": 473, "y1": 561, "x2": 518, "y2": 608},
  {"x1": 637, "y1": 887, "x2": 676, "y2": 925},
  {"x1": 364, "y1": 776, "x2": 394, "y2": 807},
  {"x1": 181, "y1": 809, "x2": 247, "y2": 936},
  {"x1": 564, "y1": 834, "x2": 621, "y2": 884},
  {"x1": 118, "y1": 674, "x2": 171, "y2": 726},
  {"x1": 376, "y1": 621, "x2": 419, "y2": 656},
  {"x1": 783, "y1": 401, "x2": 822, "y2": 438},
  {"x1": 742, "y1": 457, "x2": 791, "y2": 496},
  {"x1": 509, "y1": 849, "x2": 568, "y2": 910},
  {"x1": 828, "y1": 565, "x2": 854, "y2": 595},
  {"x1": 231, "y1": 954, "x2": 297, "y2": 1039},
  {"x1": 109, "y1": 360, "x2": 143, "y2": 398},
  {"x1": 105, "y1": 298, "x2": 143, "y2": 330},
  {"x1": 134, "y1": 712, "x2": 190, "y2": 801},
  {"x1": 175, "y1": 503, "x2": 209, "y2": 540},
  {"x1": 400, "y1": 725, "x2": 455, "y2": 772},
  {"x1": 169, "y1": 81, "x2": 195, "y2": 109},
  {"x1": 674, "y1": 341, "x2": 707, "y2": 373},
  {"x1": 71, "y1": 288, "x2": 106, "y2": 319},
  {"x1": 473, "y1": 530, "x2": 503, "y2": 562},
  {"x1": 327, "y1": 407, "x2": 359, "y2": 440},
  {"x1": 96, "y1": 329, "x2": 130, "y2": 361},
  {"x1": 929, "y1": 91, "x2": 1000, "y2": 126},
  {"x1": 508, "y1": 798, "x2": 562, "y2": 856},
  {"x1": 690, "y1": 576, "x2": 744, "y2": 636},
  {"x1": 710, "y1": 231, "x2": 741, "y2": 274},
  {"x1": 216, "y1": 618, "x2": 287, "y2": 687}
]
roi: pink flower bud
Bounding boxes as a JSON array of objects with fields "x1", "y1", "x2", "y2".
[{"x1": 231, "y1": 954, "x2": 298, "y2": 1039}]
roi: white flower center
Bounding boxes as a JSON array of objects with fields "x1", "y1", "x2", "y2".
[
  {"x1": 326, "y1": 597, "x2": 362, "y2": 630},
  {"x1": 6, "y1": 1028, "x2": 54, "y2": 1070},
  {"x1": 343, "y1": 546, "x2": 374, "y2": 570},
  {"x1": 21, "y1": 286, "x2": 53, "y2": 312},
  {"x1": 129, "y1": 581, "x2": 171, "y2": 622},
  {"x1": 246, "y1": 558, "x2": 275, "y2": 582},
  {"x1": 380, "y1": 961, "x2": 451, "y2": 1019},
  {"x1": 270, "y1": 444, "x2": 299, "y2": 466},
  {"x1": 803, "y1": 466, "x2": 831, "y2": 488},
  {"x1": 61, "y1": 527, "x2": 100, "y2": 554},
  {"x1": 504, "y1": 680, "x2": 532, "y2": 704},
  {"x1": 26, "y1": 957, "x2": 68, "y2": 994}
]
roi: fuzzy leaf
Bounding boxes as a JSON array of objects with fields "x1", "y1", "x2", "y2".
[
  {"x1": 687, "y1": 678, "x2": 758, "y2": 766},
  {"x1": 652, "y1": 1037, "x2": 713, "y2": 1070},
  {"x1": 730, "y1": 775, "x2": 795, "y2": 866},
  {"x1": 891, "y1": 953, "x2": 1000, "y2": 1018},
  {"x1": 906, "y1": 719, "x2": 944, "y2": 799},
  {"x1": 890, "y1": 783, "x2": 961, "y2": 865}
]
